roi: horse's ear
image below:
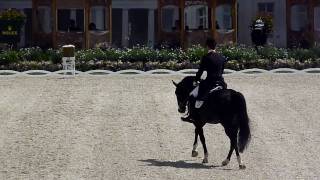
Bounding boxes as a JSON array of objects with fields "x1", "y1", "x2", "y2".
[{"x1": 172, "y1": 80, "x2": 178, "y2": 87}]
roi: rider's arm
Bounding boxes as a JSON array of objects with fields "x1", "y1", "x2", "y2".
[{"x1": 195, "y1": 56, "x2": 205, "y2": 82}]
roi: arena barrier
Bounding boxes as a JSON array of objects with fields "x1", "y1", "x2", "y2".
[{"x1": 0, "y1": 68, "x2": 320, "y2": 77}]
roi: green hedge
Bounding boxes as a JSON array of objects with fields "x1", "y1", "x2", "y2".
[{"x1": 1, "y1": 45, "x2": 320, "y2": 71}]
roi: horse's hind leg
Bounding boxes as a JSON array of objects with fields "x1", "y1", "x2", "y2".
[
  {"x1": 223, "y1": 126, "x2": 246, "y2": 169},
  {"x1": 192, "y1": 128, "x2": 199, "y2": 157},
  {"x1": 234, "y1": 139, "x2": 246, "y2": 169},
  {"x1": 222, "y1": 127, "x2": 235, "y2": 166},
  {"x1": 222, "y1": 140, "x2": 234, "y2": 166}
]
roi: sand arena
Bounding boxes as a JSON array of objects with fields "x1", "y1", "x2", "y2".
[{"x1": 0, "y1": 74, "x2": 319, "y2": 179}]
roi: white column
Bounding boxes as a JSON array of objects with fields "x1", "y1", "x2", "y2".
[
  {"x1": 122, "y1": 9, "x2": 129, "y2": 47},
  {"x1": 148, "y1": 9, "x2": 155, "y2": 47}
]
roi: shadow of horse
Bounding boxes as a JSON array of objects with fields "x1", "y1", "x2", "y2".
[{"x1": 138, "y1": 159, "x2": 233, "y2": 170}]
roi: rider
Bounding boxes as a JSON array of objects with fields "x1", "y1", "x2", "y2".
[{"x1": 181, "y1": 38, "x2": 227, "y2": 122}]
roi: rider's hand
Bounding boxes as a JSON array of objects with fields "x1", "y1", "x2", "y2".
[{"x1": 193, "y1": 80, "x2": 199, "y2": 86}]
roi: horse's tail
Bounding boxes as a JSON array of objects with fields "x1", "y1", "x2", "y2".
[{"x1": 235, "y1": 92, "x2": 251, "y2": 153}]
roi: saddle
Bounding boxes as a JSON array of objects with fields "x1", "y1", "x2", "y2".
[{"x1": 195, "y1": 85, "x2": 223, "y2": 108}]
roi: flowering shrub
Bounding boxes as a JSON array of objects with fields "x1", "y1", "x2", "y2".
[
  {"x1": 0, "y1": 45, "x2": 319, "y2": 71},
  {"x1": 219, "y1": 45, "x2": 260, "y2": 61}
]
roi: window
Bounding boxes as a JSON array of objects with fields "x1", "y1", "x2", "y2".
[
  {"x1": 315, "y1": 6, "x2": 320, "y2": 31},
  {"x1": 90, "y1": 6, "x2": 108, "y2": 31},
  {"x1": 197, "y1": 6, "x2": 208, "y2": 29},
  {"x1": 184, "y1": 5, "x2": 208, "y2": 30},
  {"x1": 57, "y1": 9, "x2": 84, "y2": 32},
  {"x1": 161, "y1": 6, "x2": 179, "y2": 32},
  {"x1": 216, "y1": 4, "x2": 232, "y2": 30},
  {"x1": 291, "y1": 5, "x2": 308, "y2": 31},
  {"x1": 258, "y1": 2, "x2": 274, "y2": 15},
  {"x1": 37, "y1": 6, "x2": 51, "y2": 33}
]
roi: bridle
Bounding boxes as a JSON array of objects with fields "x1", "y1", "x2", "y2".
[{"x1": 178, "y1": 83, "x2": 197, "y2": 110}]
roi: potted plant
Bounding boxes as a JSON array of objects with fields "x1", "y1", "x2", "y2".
[{"x1": 250, "y1": 14, "x2": 273, "y2": 47}]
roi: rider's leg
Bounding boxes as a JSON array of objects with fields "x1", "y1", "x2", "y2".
[
  {"x1": 195, "y1": 80, "x2": 209, "y2": 108},
  {"x1": 197, "y1": 80, "x2": 206, "y2": 101}
]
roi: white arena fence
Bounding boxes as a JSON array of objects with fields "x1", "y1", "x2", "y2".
[{"x1": 0, "y1": 68, "x2": 320, "y2": 77}]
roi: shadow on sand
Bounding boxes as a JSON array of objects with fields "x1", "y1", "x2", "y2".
[{"x1": 138, "y1": 159, "x2": 233, "y2": 170}]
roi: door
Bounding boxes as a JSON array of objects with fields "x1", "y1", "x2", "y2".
[
  {"x1": 112, "y1": 8, "x2": 123, "y2": 47},
  {"x1": 128, "y1": 9, "x2": 148, "y2": 47},
  {"x1": 23, "y1": 8, "x2": 32, "y2": 47}
]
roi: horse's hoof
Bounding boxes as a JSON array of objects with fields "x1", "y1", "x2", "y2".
[
  {"x1": 239, "y1": 164, "x2": 246, "y2": 170},
  {"x1": 191, "y1": 150, "x2": 198, "y2": 157},
  {"x1": 221, "y1": 159, "x2": 230, "y2": 166},
  {"x1": 202, "y1": 158, "x2": 208, "y2": 164}
]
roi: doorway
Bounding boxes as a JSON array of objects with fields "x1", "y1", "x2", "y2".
[
  {"x1": 128, "y1": 9, "x2": 148, "y2": 47},
  {"x1": 112, "y1": 8, "x2": 123, "y2": 47}
]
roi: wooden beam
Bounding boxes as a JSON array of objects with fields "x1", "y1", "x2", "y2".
[
  {"x1": 158, "y1": 0, "x2": 162, "y2": 44},
  {"x1": 180, "y1": 0, "x2": 185, "y2": 48},
  {"x1": 232, "y1": 0, "x2": 237, "y2": 43},
  {"x1": 52, "y1": 0, "x2": 57, "y2": 48},
  {"x1": 32, "y1": 0, "x2": 37, "y2": 46},
  {"x1": 109, "y1": 0, "x2": 112, "y2": 44},
  {"x1": 211, "y1": 0, "x2": 216, "y2": 39},
  {"x1": 310, "y1": 0, "x2": 315, "y2": 45},
  {"x1": 85, "y1": 0, "x2": 90, "y2": 48},
  {"x1": 286, "y1": 0, "x2": 290, "y2": 47}
]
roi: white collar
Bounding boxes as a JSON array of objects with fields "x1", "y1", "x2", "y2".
[{"x1": 208, "y1": 49, "x2": 216, "y2": 54}]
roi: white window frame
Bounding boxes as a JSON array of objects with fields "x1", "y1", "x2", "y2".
[
  {"x1": 257, "y1": 2, "x2": 274, "y2": 15},
  {"x1": 290, "y1": 4, "x2": 308, "y2": 31},
  {"x1": 216, "y1": 4, "x2": 232, "y2": 31},
  {"x1": 90, "y1": 6, "x2": 107, "y2": 31},
  {"x1": 197, "y1": 6, "x2": 208, "y2": 29},
  {"x1": 161, "y1": 5, "x2": 179, "y2": 32},
  {"x1": 57, "y1": 8, "x2": 85, "y2": 32}
]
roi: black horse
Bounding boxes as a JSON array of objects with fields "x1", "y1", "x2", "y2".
[{"x1": 173, "y1": 76, "x2": 251, "y2": 169}]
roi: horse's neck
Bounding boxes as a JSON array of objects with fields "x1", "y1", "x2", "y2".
[{"x1": 182, "y1": 76, "x2": 196, "y2": 93}]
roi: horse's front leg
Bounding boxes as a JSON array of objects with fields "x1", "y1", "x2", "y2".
[
  {"x1": 198, "y1": 127, "x2": 208, "y2": 163},
  {"x1": 192, "y1": 128, "x2": 199, "y2": 157}
]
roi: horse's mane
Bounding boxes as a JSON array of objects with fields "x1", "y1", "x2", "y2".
[{"x1": 178, "y1": 76, "x2": 196, "y2": 91}]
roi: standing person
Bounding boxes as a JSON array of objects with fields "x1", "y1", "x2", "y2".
[{"x1": 181, "y1": 38, "x2": 227, "y2": 122}]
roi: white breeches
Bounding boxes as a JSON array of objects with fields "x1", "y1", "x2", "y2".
[{"x1": 190, "y1": 86, "x2": 199, "y2": 98}]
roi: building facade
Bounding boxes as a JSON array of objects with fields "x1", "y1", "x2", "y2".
[
  {"x1": 238, "y1": 0, "x2": 320, "y2": 48},
  {"x1": 238, "y1": 0, "x2": 287, "y2": 47},
  {"x1": 0, "y1": 0, "x2": 237, "y2": 49},
  {"x1": 1, "y1": 0, "x2": 319, "y2": 48}
]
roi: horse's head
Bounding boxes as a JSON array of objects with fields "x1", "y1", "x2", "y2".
[{"x1": 172, "y1": 76, "x2": 196, "y2": 113}]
